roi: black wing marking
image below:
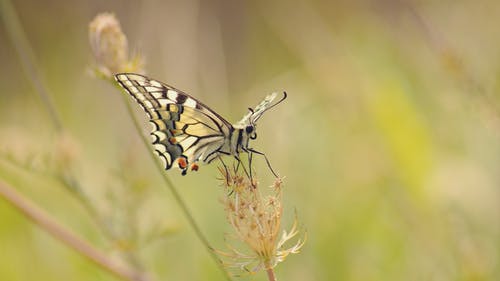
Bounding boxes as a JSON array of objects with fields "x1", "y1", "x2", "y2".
[{"x1": 115, "y1": 73, "x2": 231, "y2": 174}]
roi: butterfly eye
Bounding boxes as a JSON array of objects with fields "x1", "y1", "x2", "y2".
[{"x1": 245, "y1": 125, "x2": 254, "y2": 134}]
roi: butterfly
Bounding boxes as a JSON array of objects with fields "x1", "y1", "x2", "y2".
[{"x1": 114, "y1": 73, "x2": 286, "y2": 176}]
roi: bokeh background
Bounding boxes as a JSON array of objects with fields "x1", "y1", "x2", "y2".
[{"x1": 1, "y1": 0, "x2": 499, "y2": 280}]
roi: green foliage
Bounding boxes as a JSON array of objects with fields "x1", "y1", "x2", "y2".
[{"x1": 0, "y1": 1, "x2": 499, "y2": 280}]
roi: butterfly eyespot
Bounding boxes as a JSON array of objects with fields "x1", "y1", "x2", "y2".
[{"x1": 178, "y1": 157, "x2": 188, "y2": 169}]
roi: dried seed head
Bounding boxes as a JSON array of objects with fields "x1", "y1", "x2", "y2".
[
  {"x1": 89, "y1": 13, "x2": 143, "y2": 79},
  {"x1": 217, "y1": 167, "x2": 305, "y2": 274}
]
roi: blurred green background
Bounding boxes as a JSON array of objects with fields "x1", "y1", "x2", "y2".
[{"x1": 1, "y1": 0, "x2": 499, "y2": 280}]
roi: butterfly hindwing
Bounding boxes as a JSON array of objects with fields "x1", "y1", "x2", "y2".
[{"x1": 115, "y1": 73, "x2": 231, "y2": 173}]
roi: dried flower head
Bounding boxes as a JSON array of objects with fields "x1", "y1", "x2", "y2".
[
  {"x1": 89, "y1": 13, "x2": 143, "y2": 79},
  {"x1": 217, "y1": 167, "x2": 305, "y2": 276}
]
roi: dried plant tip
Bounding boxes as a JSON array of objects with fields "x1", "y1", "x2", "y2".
[
  {"x1": 217, "y1": 166, "x2": 304, "y2": 275},
  {"x1": 89, "y1": 13, "x2": 143, "y2": 79}
]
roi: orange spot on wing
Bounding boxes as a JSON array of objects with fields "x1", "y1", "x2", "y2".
[
  {"x1": 169, "y1": 137, "x2": 177, "y2": 144},
  {"x1": 191, "y1": 163, "x2": 199, "y2": 171}
]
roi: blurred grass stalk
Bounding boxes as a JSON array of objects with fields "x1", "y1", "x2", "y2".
[
  {"x1": 0, "y1": 0, "x2": 63, "y2": 131},
  {"x1": 89, "y1": 13, "x2": 232, "y2": 280},
  {"x1": 0, "y1": 180, "x2": 150, "y2": 281},
  {"x1": 0, "y1": 0, "x2": 105, "y2": 225},
  {"x1": 0, "y1": 2, "x2": 154, "y2": 280}
]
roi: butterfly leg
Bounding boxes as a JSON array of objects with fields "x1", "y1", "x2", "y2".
[
  {"x1": 233, "y1": 153, "x2": 249, "y2": 176},
  {"x1": 218, "y1": 156, "x2": 231, "y2": 184},
  {"x1": 248, "y1": 151, "x2": 254, "y2": 181},
  {"x1": 235, "y1": 155, "x2": 255, "y2": 187},
  {"x1": 248, "y1": 148, "x2": 279, "y2": 178},
  {"x1": 247, "y1": 152, "x2": 257, "y2": 188},
  {"x1": 217, "y1": 157, "x2": 239, "y2": 195},
  {"x1": 235, "y1": 158, "x2": 241, "y2": 173}
]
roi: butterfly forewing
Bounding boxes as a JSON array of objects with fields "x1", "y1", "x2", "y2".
[{"x1": 115, "y1": 73, "x2": 231, "y2": 173}]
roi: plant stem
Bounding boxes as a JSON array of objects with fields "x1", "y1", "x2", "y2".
[
  {"x1": 0, "y1": 0, "x2": 63, "y2": 131},
  {"x1": 0, "y1": 0, "x2": 144, "y2": 265},
  {"x1": 118, "y1": 89, "x2": 233, "y2": 281},
  {"x1": 266, "y1": 267, "x2": 277, "y2": 281},
  {"x1": 0, "y1": 180, "x2": 151, "y2": 281}
]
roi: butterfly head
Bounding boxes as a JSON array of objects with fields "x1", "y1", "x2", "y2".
[
  {"x1": 236, "y1": 115, "x2": 258, "y2": 152},
  {"x1": 245, "y1": 123, "x2": 257, "y2": 140}
]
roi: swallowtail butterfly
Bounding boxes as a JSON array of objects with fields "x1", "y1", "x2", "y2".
[{"x1": 115, "y1": 73, "x2": 286, "y2": 176}]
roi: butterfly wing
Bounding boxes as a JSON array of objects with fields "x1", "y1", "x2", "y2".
[{"x1": 115, "y1": 73, "x2": 232, "y2": 174}]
